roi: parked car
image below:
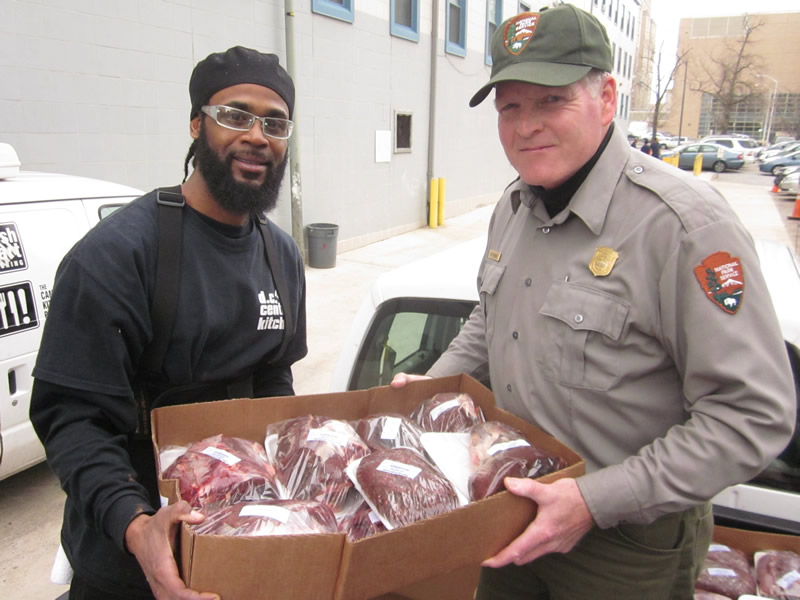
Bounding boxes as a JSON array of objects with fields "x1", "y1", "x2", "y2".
[
  {"x1": 778, "y1": 168, "x2": 800, "y2": 194},
  {"x1": 661, "y1": 142, "x2": 745, "y2": 172},
  {"x1": 759, "y1": 150, "x2": 800, "y2": 176},
  {"x1": 332, "y1": 235, "x2": 800, "y2": 534},
  {"x1": 773, "y1": 166, "x2": 800, "y2": 192},
  {"x1": 759, "y1": 141, "x2": 800, "y2": 164},
  {"x1": 0, "y1": 143, "x2": 142, "y2": 481},
  {"x1": 701, "y1": 136, "x2": 762, "y2": 163}
]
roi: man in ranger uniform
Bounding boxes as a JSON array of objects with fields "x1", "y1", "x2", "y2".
[{"x1": 394, "y1": 5, "x2": 796, "y2": 599}]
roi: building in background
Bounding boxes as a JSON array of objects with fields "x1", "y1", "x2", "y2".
[
  {"x1": 662, "y1": 10, "x2": 800, "y2": 142},
  {"x1": 630, "y1": 0, "x2": 654, "y2": 123},
  {"x1": 0, "y1": 0, "x2": 643, "y2": 252}
]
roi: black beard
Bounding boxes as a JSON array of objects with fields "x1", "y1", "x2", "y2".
[{"x1": 193, "y1": 124, "x2": 288, "y2": 217}]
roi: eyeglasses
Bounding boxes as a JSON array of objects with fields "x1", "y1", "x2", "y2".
[{"x1": 200, "y1": 105, "x2": 294, "y2": 140}]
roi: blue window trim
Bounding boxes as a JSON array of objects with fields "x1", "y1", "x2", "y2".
[
  {"x1": 445, "y1": 0, "x2": 467, "y2": 57},
  {"x1": 485, "y1": 0, "x2": 502, "y2": 65},
  {"x1": 390, "y1": 0, "x2": 420, "y2": 42},
  {"x1": 312, "y1": 0, "x2": 354, "y2": 23}
]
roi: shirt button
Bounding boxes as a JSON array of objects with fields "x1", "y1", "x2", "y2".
[
  {"x1": 633, "y1": 166, "x2": 644, "y2": 174},
  {"x1": 512, "y1": 331, "x2": 519, "y2": 339},
  {"x1": 525, "y1": 278, "x2": 532, "y2": 287},
  {"x1": 506, "y1": 384, "x2": 512, "y2": 392},
  {"x1": 574, "y1": 314, "x2": 584, "y2": 323},
  {"x1": 541, "y1": 227, "x2": 551, "y2": 234}
]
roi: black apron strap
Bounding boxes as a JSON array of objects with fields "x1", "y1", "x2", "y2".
[{"x1": 141, "y1": 185, "x2": 185, "y2": 375}]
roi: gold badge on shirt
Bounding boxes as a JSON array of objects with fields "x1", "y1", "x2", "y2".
[
  {"x1": 488, "y1": 249, "x2": 502, "y2": 261},
  {"x1": 589, "y1": 247, "x2": 619, "y2": 277}
]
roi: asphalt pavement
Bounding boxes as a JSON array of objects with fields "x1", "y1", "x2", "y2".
[{"x1": 1, "y1": 163, "x2": 797, "y2": 600}]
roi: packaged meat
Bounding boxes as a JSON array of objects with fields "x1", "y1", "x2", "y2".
[
  {"x1": 353, "y1": 447, "x2": 459, "y2": 530},
  {"x1": 354, "y1": 413, "x2": 426, "y2": 454},
  {"x1": 267, "y1": 415, "x2": 371, "y2": 511},
  {"x1": 693, "y1": 591, "x2": 734, "y2": 600},
  {"x1": 162, "y1": 434, "x2": 277, "y2": 511},
  {"x1": 695, "y1": 550, "x2": 756, "y2": 599},
  {"x1": 755, "y1": 549, "x2": 800, "y2": 599},
  {"x1": 467, "y1": 421, "x2": 568, "y2": 500},
  {"x1": 192, "y1": 499, "x2": 338, "y2": 537},
  {"x1": 705, "y1": 543, "x2": 751, "y2": 572},
  {"x1": 410, "y1": 392, "x2": 485, "y2": 433},
  {"x1": 337, "y1": 500, "x2": 387, "y2": 541}
]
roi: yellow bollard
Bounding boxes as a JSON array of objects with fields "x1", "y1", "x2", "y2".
[
  {"x1": 693, "y1": 153, "x2": 703, "y2": 176},
  {"x1": 429, "y1": 178, "x2": 439, "y2": 228},
  {"x1": 437, "y1": 178, "x2": 446, "y2": 226}
]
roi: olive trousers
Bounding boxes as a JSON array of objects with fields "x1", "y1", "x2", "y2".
[{"x1": 476, "y1": 502, "x2": 713, "y2": 600}]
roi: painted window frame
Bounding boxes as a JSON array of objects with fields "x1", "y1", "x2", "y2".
[
  {"x1": 485, "y1": 0, "x2": 502, "y2": 65},
  {"x1": 391, "y1": 0, "x2": 420, "y2": 42},
  {"x1": 445, "y1": 0, "x2": 467, "y2": 57},
  {"x1": 312, "y1": 0, "x2": 354, "y2": 23}
]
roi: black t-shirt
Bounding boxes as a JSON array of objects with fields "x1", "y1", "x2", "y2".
[{"x1": 30, "y1": 189, "x2": 307, "y2": 595}]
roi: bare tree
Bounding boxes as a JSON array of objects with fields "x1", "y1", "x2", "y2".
[
  {"x1": 638, "y1": 43, "x2": 690, "y2": 141},
  {"x1": 690, "y1": 15, "x2": 765, "y2": 134}
]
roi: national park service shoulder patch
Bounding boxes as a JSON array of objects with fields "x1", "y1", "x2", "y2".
[
  {"x1": 504, "y1": 13, "x2": 539, "y2": 56},
  {"x1": 693, "y1": 251, "x2": 744, "y2": 314}
]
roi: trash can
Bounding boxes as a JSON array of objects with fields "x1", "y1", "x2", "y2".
[{"x1": 306, "y1": 223, "x2": 339, "y2": 268}]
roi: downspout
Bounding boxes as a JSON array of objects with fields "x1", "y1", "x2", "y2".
[
  {"x1": 426, "y1": 0, "x2": 440, "y2": 208},
  {"x1": 285, "y1": 0, "x2": 305, "y2": 258}
]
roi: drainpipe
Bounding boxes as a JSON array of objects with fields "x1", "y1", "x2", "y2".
[
  {"x1": 285, "y1": 0, "x2": 305, "y2": 258},
  {"x1": 426, "y1": 0, "x2": 440, "y2": 212}
]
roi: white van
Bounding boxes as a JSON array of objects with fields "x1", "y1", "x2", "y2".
[
  {"x1": 0, "y1": 144, "x2": 142, "y2": 481},
  {"x1": 332, "y1": 235, "x2": 800, "y2": 535}
]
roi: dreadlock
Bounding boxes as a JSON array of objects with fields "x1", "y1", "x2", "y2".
[{"x1": 183, "y1": 139, "x2": 199, "y2": 183}]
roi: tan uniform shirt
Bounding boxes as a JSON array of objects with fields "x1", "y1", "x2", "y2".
[{"x1": 428, "y1": 126, "x2": 796, "y2": 529}]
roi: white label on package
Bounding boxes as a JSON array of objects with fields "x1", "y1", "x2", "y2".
[
  {"x1": 778, "y1": 569, "x2": 800, "y2": 590},
  {"x1": 201, "y1": 447, "x2": 241, "y2": 466},
  {"x1": 307, "y1": 427, "x2": 348, "y2": 446},
  {"x1": 380, "y1": 417, "x2": 402, "y2": 440},
  {"x1": 487, "y1": 439, "x2": 531, "y2": 456},
  {"x1": 707, "y1": 568, "x2": 738, "y2": 578},
  {"x1": 239, "y1": 504, "x2": 291, "y2": 524},
  {"x1": 368, "y1": 510, "x2": 382, "y2": 524},
  {"x1": 430, "y1": 398, "x2": 461, "y2": 421},
  {"x1": 708, "y1": 544, "x2": 732, "y2": 552},
  {"x1": 377, "y1": 459, "x2": 422, "y2": 479}
]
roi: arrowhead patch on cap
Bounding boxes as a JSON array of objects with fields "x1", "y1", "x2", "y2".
[
  {"x1": 693, "y1": 251, "x2": 745, "y2": 314},
  {"x1": 504, "y1": 13, "x2": 539, "y2": 56}
]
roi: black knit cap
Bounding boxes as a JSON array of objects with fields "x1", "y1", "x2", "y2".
[{"x1": 189, "y1": 46, "x2": 295, "y2": 119}]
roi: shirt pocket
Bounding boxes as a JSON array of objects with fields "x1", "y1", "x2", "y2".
[
  {"x1": 537, "y1": 281, "x2": 630, "y2": 390},
  {"x1": 479, "y1": 260, "x2": 506, "y2": 347}
]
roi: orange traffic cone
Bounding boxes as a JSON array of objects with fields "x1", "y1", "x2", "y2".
[
  {"x1": 790, "y1": 194, "x2": 800, "y2": 221},
  {"x1": 771, "y1": 183, "x2": 779, "y2": 193}
]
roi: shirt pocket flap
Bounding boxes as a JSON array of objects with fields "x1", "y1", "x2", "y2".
[
  {"x1": 479, "y1": 260, "x2": 506, "y2": 296},
  {"x1": 540, "y1": 281, "x2": 629, "y2": 340}
]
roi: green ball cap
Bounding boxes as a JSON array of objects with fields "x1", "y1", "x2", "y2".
[{"x1": 469, "y1": 4, "x2": 614, "y2": 107}]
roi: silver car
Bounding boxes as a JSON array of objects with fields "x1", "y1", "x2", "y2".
[{"x1": 663, "y1": 142, "x2": 745, "y2": 173}]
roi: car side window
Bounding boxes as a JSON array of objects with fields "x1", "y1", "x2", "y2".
[
  {"x1": 684, "y1": 145, "x2": 699, "y2": 153},
  {"x1": 348, "y1": 297, "x2": 476, "y2": 390},
  {"x1": 98, "y1": 203, "x2": 125, "y2": 220},
  {"x1": 717, "y1": 140, "x2": 732, "y2": 148}
]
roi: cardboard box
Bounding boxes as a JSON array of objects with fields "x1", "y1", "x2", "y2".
[
  {"x1": 152, "y1": 374, "x2": 584, "y2": 600},
  {"x1": 713, "y1": 524, "x2": 800, "y2": 556}
]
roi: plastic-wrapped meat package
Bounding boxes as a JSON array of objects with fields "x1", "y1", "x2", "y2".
[
  {"x1": 268, "y1": 415, "x2": 370, "y2": 511},
  {"x1": 693, "y1": 591, "x2": 735, "y2": 600},
  {"x1": 410, "y1": 392, "x2": 485, "y2": 433},
  {"x1": 192, "y1": 499, "x2": 338, "y2": 537},
  {"x1": 354, "y1": 447, "x2": 459, "y2": 529},
  {"x1": 162, "y1": 434, "x2": 277, "y2": 512},
  {"x1": 467, "y1": 421, "x2": 568, "y2": 500},
  {"x1": 755, "y1": 550, "x2": 800, "y2": 599},
  {"x1": 695, "y1": 542, "x2": 756, "y2": 599},
  {"x1": 337, "y1": 500, "x2": 387, "y2": 541},
  {"x1": 354, "y1": 413, "x2": 425, "y2": 453}
]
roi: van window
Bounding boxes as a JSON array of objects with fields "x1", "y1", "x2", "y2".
[{"x1": 348, "y1": 297, "x2": 476, "y2": 390}]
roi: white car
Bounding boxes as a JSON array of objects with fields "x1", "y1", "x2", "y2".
[
  {"x1": 702, "y1": 136, "x2": 763, "y2": 164},
  {"x1": 778, "y1": 168, "x2": 800, "y2": 194},
  {"x1": 0, "y1": 144, "x2": 142, "y2": 481},
  {"x1": 332, "y1": 235, "x2": 800, "y2": 535}
]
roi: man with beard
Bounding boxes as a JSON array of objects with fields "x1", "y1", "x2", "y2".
[{"x1": 30, "y1": 47, "x2": 306, "y2": 600}]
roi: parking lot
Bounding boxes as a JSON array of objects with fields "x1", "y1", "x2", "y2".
[{"x1": 1, "y1": 162, "x2": 796, "y2": 600}]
